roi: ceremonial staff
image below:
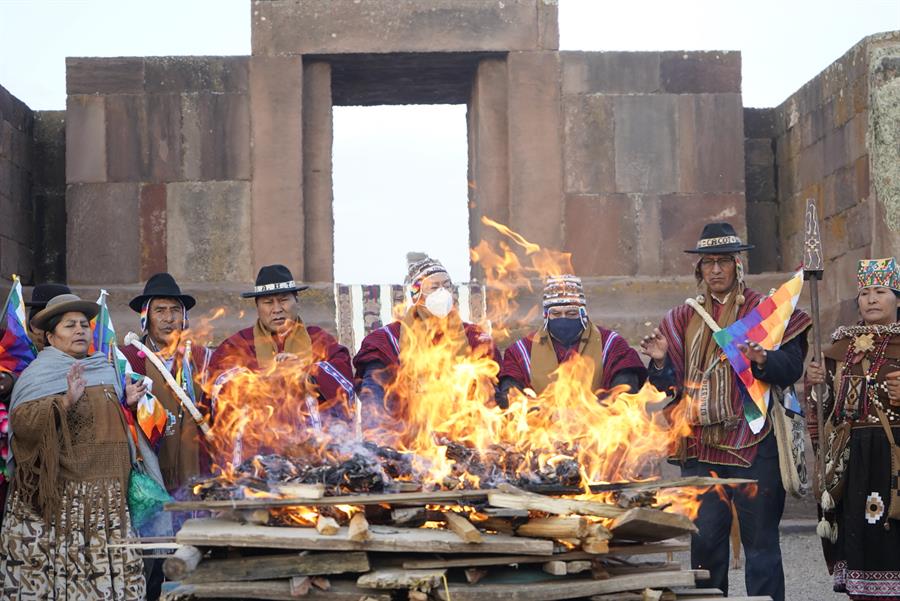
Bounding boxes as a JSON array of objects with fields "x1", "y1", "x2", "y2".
[
  {"x1": 124, "y1": 331, "x2": 213, "y2": 439},
  {"x1": 802, "y1": 199, "x2": 826, "y2": 496}
]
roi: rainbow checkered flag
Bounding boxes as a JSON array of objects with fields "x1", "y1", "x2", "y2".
[
  {"x1": 0, "y1": 275, "x2": 38, "y2": 376},
  {"x1": 90, "y1": 291, "x2": 168, "y2": 445},
  {"x1": 713, "y1": 270, "x2": 804, "y2": 434}
]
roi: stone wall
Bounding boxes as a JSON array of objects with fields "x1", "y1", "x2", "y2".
[
  {"x1": 65, "y1": 57, "x2": 252, "y2": 285},
  {"x1": 761, "y1": 31, "x2": 900, "y2": 327},
  {"x1": 560, "y1": 51, "x2": 746, "y2": 277},
  {"x1": 0, "y1": 85, "x2": 35, "y2": 283}
]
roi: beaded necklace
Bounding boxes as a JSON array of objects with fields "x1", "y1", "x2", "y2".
[{"x1": 834, "y1": 324, "x2": 898, "y2": 422}]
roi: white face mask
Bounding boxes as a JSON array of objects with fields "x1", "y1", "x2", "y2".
[{"x1": 423, "y1": 287, "x2": 454, "y2": 318}]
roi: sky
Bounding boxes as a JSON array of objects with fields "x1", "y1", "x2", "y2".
[{"x1": 0, "y1": 0, "x2": 897, "y2": 282}]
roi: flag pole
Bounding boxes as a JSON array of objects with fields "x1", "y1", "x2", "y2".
[{"x1": 802, "y1": 199, "x2": 826, "y2": 499}]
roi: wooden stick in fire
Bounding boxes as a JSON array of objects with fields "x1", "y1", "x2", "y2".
[
  {"x1": 802, "y1": 199, "x2": 826, "y2": 493},
  {"x1": 124, "y1": 331, "x2": 213, "y2": 439}
]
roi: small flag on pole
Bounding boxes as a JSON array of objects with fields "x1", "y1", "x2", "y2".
[
  {"x1": 713, "y1": 270, "x2": 805, "y2": 434},
  {"x1": 0, "y1": 275, "x2": 38, "y2": 376}
]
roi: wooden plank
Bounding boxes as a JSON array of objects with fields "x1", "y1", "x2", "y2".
[
  {"x1": 609, "y1": 508, "x2": 698, "y2": 542},
  {"x1": 435, "y1": 571, "x2": 697, "y2": 601},
  {"x1": 177, "y1": 518, "x2": 553, "y2": 555},
  {"x1": 488, "y1": 491, "x2": 625, "y2": 519},
  {"x1": 443, "y1": 511, "x2": 483, "y2": 543},
  {"x1": 167, "y1": 579, "x2": 391, "y2": 600},
  {"x1": 356, "y1": 568, "x2": 446, "y2": 590},
  {"x1": 166, "y1": 488, "x2": 491, "y2": 512},
  {"x1": 589, "y1": 477, "x2": 755, "y2": 493},
  {"x1": 542, "y1": 560, "x2": 567, "y2": 575},
  {"x1": 271, "y1": 482, "x2": 325, "y2": 499},
  {"x1": 400, "y1": 540, "x2": 690, "y2": 569},
  {"x1": 668, "y1": 588, "x2": 724, "y2": 597},
  {"x1": 183, "y1": 551, "x2": 370, "y2": 584},
  {"x1": 516, "y1": 516, "x2": 588, "y2": 539}
]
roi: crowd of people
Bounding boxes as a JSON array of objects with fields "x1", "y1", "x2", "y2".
[{"x1": 0, "y1": 220, "x2": 897, "y2": 600}]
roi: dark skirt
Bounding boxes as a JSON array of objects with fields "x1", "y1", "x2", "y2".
[{"x1": 830, "y1": 425, "x2": 900, "y2": 599}]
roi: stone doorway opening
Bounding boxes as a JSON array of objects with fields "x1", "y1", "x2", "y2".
[{"x1": 332, "y1": 103, "x2": 470, "y2": 284}]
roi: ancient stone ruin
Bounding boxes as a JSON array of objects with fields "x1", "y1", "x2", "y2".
[{"x1": 1, "y1": 0, "x2": 898, "y2": 340}]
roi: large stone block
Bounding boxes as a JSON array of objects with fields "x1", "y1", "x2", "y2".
[
  {"x1": 507, "y1": 51, "x2": 564, "y2": 249},
  {"x1": 614, "y1": 94, "x2": 677, "y2": 193},
  {"x1": 564, "y1": 194, "x2": 637, "y2": 276},
  {"x1": 66, "y1": 58, "x2": 145, "y2": 95},
  {"x1": 660, "y1": 51, "x2": 741, "y2": 94},
  {"x1": 0, "y1": 84, "x2": 34, "y2": 131},
  {"x1": 563, "y1": 94, "x2": 615, "y2": 194},
  {"x1": 66, "y1": 95, "x2": 106, "y2": 183},
  {"x1": 0, "y1": 236, "x2": 32, "y2": 282},
  {"x1": 249, "y1": 56, "x2": 304, "y2": 275},
  {"x1": 677, "y1": 94, "x2": 744, "y2": 194},
  {"x1": 0, "y1": 165, "x2": 31, "y2": 244},
  {"x1": 657, "y1": 193, "x2": 745, "y2": 273},
  {"x1": 746, "y1": 201, "x2": 780, "y2": 272},
  {"x1": 467, "y1": 58, "x2": 510, "y2": 256},
  {"x1": 67, "y1": 183, "x2": 141, "y2": 284},
  {"x1": 139, "y1": 184, "x2": 167, "y2": 279},
  {"x1": 106, "y1": 94, "x2": 183, "y2": 182},
  {"x1": 561, "y1": 52, "x2": 660, "y2": 94},
  {"x1": 144, "y1": 57, "x2": 249, "y2": 94},
  {"x1": 198, "y1": 93, "x2": 250, "y2": 181},
  {"x1": 743, "y1": 107, "x2": 776, "y2": 138},
  {"x1": 252, "y1": 0, "x2": 556, "y2": 55},
  {"x1": 166, "y1": 181, "x2": 252, "y2": 282},
  {"x1": 823, "y1": 125, "x2": 847, "y2": 176},
  {"x1": 302, "y1": 62, "x2": 334, "y2": 282}
]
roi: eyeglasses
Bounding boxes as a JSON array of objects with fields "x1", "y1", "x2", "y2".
[{"x1": 699, "y1": 257, "x2": 736, "y2": 269}]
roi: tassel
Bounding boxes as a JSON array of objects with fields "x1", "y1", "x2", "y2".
[
  {"x1": 821, "y1": 490, "x2": 835, "y2": 511},
  {"x1": 817, "y1": 517, "x2": 833, "y2": 540},
  {"x1": 830, "y1": 522, "x2": 839, "y2": 543},
  {"x1": 736, "y1": 293, "x2": 745, "y2": 306}
]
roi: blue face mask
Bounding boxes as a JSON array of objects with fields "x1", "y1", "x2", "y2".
[{"x1": 547, "y1": 317, "x2": 585, "y2": 346}]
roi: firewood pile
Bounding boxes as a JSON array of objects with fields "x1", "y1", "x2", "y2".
[{"x1": 159, "y1": 466, "x2": 767, "y2": 601}]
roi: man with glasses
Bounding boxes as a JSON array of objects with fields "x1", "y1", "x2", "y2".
[
  {"x1": 639, "y1": 223, "x2": 810, "y2": 601},
  {"x1": 497, "y1": 275, "x2": 646, "y2": 408}
]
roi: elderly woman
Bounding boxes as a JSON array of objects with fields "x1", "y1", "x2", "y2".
[
  {"x1": 0, "y1": 294, "x2": 147, "y2": 599},
  {"x1": 806, "y1": 258, "x2": 900, "y2": 599}
]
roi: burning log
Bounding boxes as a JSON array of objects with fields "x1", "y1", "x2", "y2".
[
  {"x1": 442, "y1": 511, "x2": 483, "y2": 543},
  {"x1": 516, "y1": 516, "x2": 590, "y2": 539}
]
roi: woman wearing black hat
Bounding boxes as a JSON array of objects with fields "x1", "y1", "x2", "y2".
[{"x1": 0, "y1": 294, "x2": 148, "y2": 599}]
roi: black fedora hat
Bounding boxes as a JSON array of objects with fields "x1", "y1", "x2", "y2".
[
  {"x1": 25, "y1": 283, "x2": 72, "y2": 308},
  {"x1": 129, "y1": 272, "x2": 197, "y2": 312},
  {"x1": 241, "y1": 264, "x2": 308, "y2": 299},
  {"x1": 684, "y1": 222, "x2": 755, "y2": 254}
]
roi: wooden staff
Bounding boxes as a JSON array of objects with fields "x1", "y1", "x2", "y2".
[
  {"x1": 802, "y1": 199, "x2": 826, "y2": 493},
  {"x1": 124, "y1": 331, "x2": 213, "y2": 439}
]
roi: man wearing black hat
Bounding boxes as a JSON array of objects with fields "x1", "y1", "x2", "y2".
[
  {"x1": 208, "y1": 265, "x2": 354, "y2": 431},
  {"x1": 639, "y1": 223, "x2": 811, "y2": 601},
  {"x1": 118, "y1": 273, "x2": 212, "y2": 494}
]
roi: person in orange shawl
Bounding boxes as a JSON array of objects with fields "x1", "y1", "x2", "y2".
[
  {"x1": 353, "y1": 257, "x2": 501, "y2": 416},
  {"x1": 208, "y1": 265, "x2": 354, "y2": 444},
  {"x1": 498, "y1": 275, "x2": 646, "y2": 408}
]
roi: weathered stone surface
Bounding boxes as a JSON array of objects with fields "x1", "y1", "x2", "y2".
[
  {"x1": 660, "y1": 51, "x2": 741, "y2": 94},
  {"x1": 563, "y1": 94, "x2": 615, "y2": 194},
  {"x1": 745, "y1": 140, "x2": 776, "y2": 204},
  {"x1": 614, "y1": 94, "x2": 677, "y2": 193},
  {"x1": 67, "y1": 183, "x2": 141, "y2": 284},
  {"x1": 66, "y1": 95, "x2": 106, "y2": 183},
  {"x1": 821, "y1": 166, "x2": 856, "y2": 219},
  {"x1": 139, "y1": 184, "x2": 167, "y2": 279},
  {"x1": 181, "y1": 94, "x2": 202, "y2": 181},
  {"x1": 746, "y1": 201, "x2": 780, "y2": 272},
  {"x1": 0, "y1": 84, "x2": 34, "y2": 132},
  {"x1": 253, "y1": 0, "x2": 555, "y2": 55},
  {"x1": 564, "y1": 194, "x2": 637, "y2": 275},
  {"x1": 302, "y1": 61, "x2": 334, "y2": 282},
  {"x1": 658, "y1": 193, "x2": 745, "y2": 273},
  {"x1": 32, "y1": 111, "x2": 67, "y2": 283},
  {"x1": 0, "y1": 165, "x2": 32, "y2": 245},
  {"x1": 198, "y1": 93, "x2": 250, "y2": 181},
  {"x1": 249, "y1": 56, "x2": 304, "y2": 275},
  {"x1": 467, "y1": 57, "x2": 509, "y2": 257},
  {"x1": 106, "y1": 94, "x2": 183, "y2": 182},
  {"x1": 677, "y1": 93, "x2": 744, "y2": 194},
  {"x1": 66, "y1": 57, "x2": 144, "y2": 95},
  {"x1": 144, "y1": 57, "x2": 249, "y2": 93},
  {"x1": 743, "y1": 107, "x2": 776, "y2": 138},
  {"x1": 507, "y1": 51, "x2": 564, "y2": 249},
  {"x1": 561, "y1": 52, "x2": 660, "y2": 94},
  {"x1": 166, "y1": 181, "x2": 252, "y2": 282}
]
